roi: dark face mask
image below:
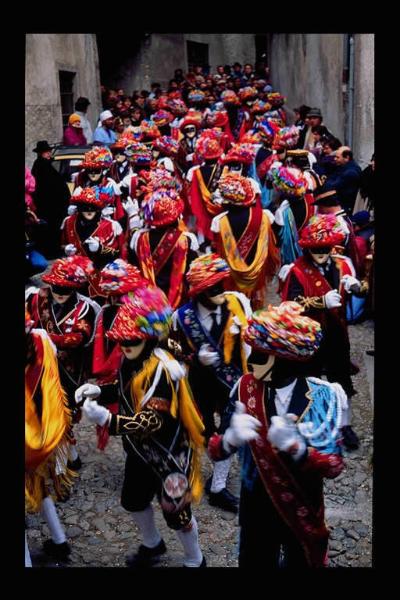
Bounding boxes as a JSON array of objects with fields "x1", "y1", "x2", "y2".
[{"x1": 51, "y1": 285, "x2": 74, "y2": 296}]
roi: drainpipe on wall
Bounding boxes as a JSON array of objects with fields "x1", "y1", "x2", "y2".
[{"x1": 347, "y1": 34, "x2": 355, "y2": 149}]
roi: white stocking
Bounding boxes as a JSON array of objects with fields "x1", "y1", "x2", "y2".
[
  {"x1": 68, "y1": 444, "x2": 79, "y2": 461},
  {"x1": 131, "y1": 505, "x2": 162, "y2": 549},
  {"x1": 176, "y1": 516, "x2": 203, "y2": 567},
  {"x1": 25, "y1": 532, "x2": 32, "y2": 567},
  {"x1": 210, "y1": 456, "x2": 232, "y2": 493},
  {"x1": 40, "y1": 496, "x2": 66, "y2": 544}
]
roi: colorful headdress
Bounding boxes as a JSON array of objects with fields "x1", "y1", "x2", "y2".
[
  {"x1": 257, "y1": 119, "x2": 278, "y2": 145},
  {"x1": 269, "y1": 166, "x2": 307, "y2": 199},
  {"x1": 251, "y1": 99, "x2": 268, "y2": 114},
  {"x1": 186, "y1": 253, "x2": 230, "y2": 297},
  {"x1": 222, "y1": 143, "x2": 257, "y2": 165},
  {"x1": 156, "y1": 95, "x2": 170, "y2": 111},
  {"x1": 267, "y1": 92, "x2": 286, "y2": 108},
  {"x1": 152, "y1": 135, "x2": 179, "y2": 157},
  {"x1": 99, "y1": 259, "x2": 146, "y2": 295},
  {"x1": 188, "y1": 89, "x2": 206, "y2": 104},
  {"x1": 179, "y1": 110, "x2": 203, "y2": 131},
  {"x1": 152, "y1": 110, "x2": 174, "y2": 128},
  {"x1": 110, "y1": 133, "x2": 137, "y2": 152},
  {"x1": 298, "y1": 214, "x2": 346, "y2": 248},
  {"x1": 244, "y1": 301, "x2": 322, "y2": 360},
  {"x1": 81, "y1": 146, "x2": 113, "y2": 170},
  {"x1": 221, "y1": 90, "x2": 240, "y2": 106},
  {"x1": 142, "y1": 188, "x2": 184, "y2": 227},
  {"x1": 143, "y1": 167, "x2": 183, "y2": 194},
  {"x1": 238, "y1": 87, "x2": 258, "y2": 102},
  {"x1": 203, "y1": 110, "x2": 228, "y2": 129},
  {"x1": 140, "y1": 119, "x2": 161, "y2": 140},
  {"x1": 107, "y1": 285, "x2": 172, "y2": 341},
  {"x1": 239, "y1": 130, "x2": 262, "y2": 145},
  {"x1": 167, "y1": 97, "x2": 188, "y2": 117},
  {"x1": 195, "y1": 131, "x2": 224, "y2": 160},
  {"x1": 217, "y1": 172, "x2": 256, "y2": 207},
  {"x1": 42, "y1": 256, "x2": 95, "y2": 288},
  {"x1": 72, "y1": 186, "x2": 111, "y2": 209},
  {"x1": 272, "y1": 126, "x2": 300, "y2": 150},
  {"x1": 125, "y1": 142, "x2": 153, "y2": 165}
]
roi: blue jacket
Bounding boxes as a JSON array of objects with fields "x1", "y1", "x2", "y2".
[{"x1": 326, "y1": 160, "x2": 362, "y2": 212}]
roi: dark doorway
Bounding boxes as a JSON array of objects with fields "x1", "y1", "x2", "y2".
[
  {"x1": 96, "y1": 33, "x2": 146, "y2": 89},
  {"x1": 59, "y1": 70, "x2": 76, "y2": 128},
  {"x1": 187, "y1": 40, "x2": 209, "y2": 72}
]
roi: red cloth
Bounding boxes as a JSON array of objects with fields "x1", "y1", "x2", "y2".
[
  {"x1": 63, "y1": 126, "x2": 87, "y2": 146},
  {"x1": 25, "y1": 167, "x2": 36, "y2": 211}
]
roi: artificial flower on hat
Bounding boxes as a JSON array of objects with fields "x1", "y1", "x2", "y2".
[
  {"x1": 187, "y1": 89, "x2": 206, "y2": 104},
  {"x1": 269, "y1": 166, "x2": 307, "y2": 199},
  {"x1": 42, "y1": 256, "x2": 95, "y2": 288},
  {"x1": 267, "y1": 92, "x2": 286, "y2": 108},
  {"x1": 238, "y1": 87, "x2": 258, "y2": 102},
  {"x1": 107, "y1": 285, "x2": 173, "y2": 341},
  {"x1": 222, "y1": 143, "x2": 257, "y2": 165},
  {"x1": 179, "y1": 110, "x2": 203, "y2": 131},
  {"x1": 125, "y1": 141, "x2": 153, "y2": 165},
  {"x1": 110, "y1": 132, "x2": 137, "y2": 152},
  {"x1": 71, "y1": 186, "x2": 112, "y2": 209},
  {"x1": 140, "y1": 119, "x2": 161, "y2": 140},
  {"x1": 142, "y1": 188, "x2": 185, "y2": 228},
  {"x1": 186, "y1": 253, "x2": 230, "y2": 297},
  {"x1": 152, "y1": 135, "x2": 179, "y2": 157},
  {"x1": 244, "y1": 301, "x2": 322, "y2": 360},
  {"x1": 220, "y1": 90, "x2": 240, "y2": 106},
  {"x1": 239, "y1": 130, "x2": 262, "y2": 145},
  {"x1": 256, "y1": 118, "x2": 279, "y2": 144},
  {"x1": 156, "y1": 95, "x2": 170, "y2": 111},
  {"x1": 99, "y1": 259, "x2": 147, "y2": 295},
  {"x1": 251, "y1": 99, "x2": 268, "y2": 115},
  {"x1": 142, "y1": 167, "x2": 183, "y2": 195},
  {"x1": 272, "y1": 125, "x2": 300, "y2": 150},
  {"x1": 81, "y1": 146, "x2": 113, "y2": 170},
  {"x1": 217, "y1": 172, "x2": 256, "y2": 207},
  {"x1": 298, "y1": 214, "x2": 346, "y2": 249},
  {"x1": 152, "y1": 110, "x2": 174, "y2": 128},
  {"x1": 167, "y1": 97, "x2": 188, "y2": 117},
  {"x1": 203, "y1": 110, "x2": 229, "y2": 129},
  {"x1": 195, "y1": 130, "x2": 224, "y2": 160}
]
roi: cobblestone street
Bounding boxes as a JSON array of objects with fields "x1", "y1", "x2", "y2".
[{"x1": 26, "y1": 280, "x2": 374, "y2": 568}]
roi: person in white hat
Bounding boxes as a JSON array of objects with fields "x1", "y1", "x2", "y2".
[{"x1": 93, "y1": 110, "x2": 117, "y2": 146}]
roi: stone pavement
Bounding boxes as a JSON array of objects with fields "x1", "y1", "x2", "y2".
[{"x1": 26, "y1": 280, "x2": 374, "y2": 568}]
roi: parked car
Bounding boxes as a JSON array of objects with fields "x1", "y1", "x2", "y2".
[{"x1": 51, "y1": 144, "x2": 92, "y2": 193}]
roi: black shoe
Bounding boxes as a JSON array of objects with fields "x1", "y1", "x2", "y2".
[
  {"x1": 67, "y1": 456, "x2": 82, "y2": 470},
  {"x1": 341, "y1": 426, "x2": 360, "y2": 450},
  {"x1": 42, "y1": 539, "x2": 71, "y2": 560},
  {"x1": 126, "y1": 539, "x2": 167, "y2": 567},
  {"x1": 183, "y1": 556, "x2": 207, "y2": 568},
  {"x1": 204, "y1": 476, "x2": 212, "y2": 495},
  {"x1": 208, "y1": 488, "x2": 238, "y2": 513}
]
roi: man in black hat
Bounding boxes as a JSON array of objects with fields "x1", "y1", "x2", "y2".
[
  {"x1": 31, "y1": 141, "x2": 71, "y2": 259},
  {"x1": 303, "y1": 108, "x2": 332, "y2": 152},
  {"x1": 74, "y1": 97, "x2": 93, "y2": 144}
]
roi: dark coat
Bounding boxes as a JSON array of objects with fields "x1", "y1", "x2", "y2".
[{"x1": 326, "y1": 160, "x2": 362, "y2": 213}]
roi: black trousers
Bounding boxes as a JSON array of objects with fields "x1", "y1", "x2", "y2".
[
  {"x1": 121, "y1": 450, "x2": 192, "y2": 531},
  {"x1": 239, "y1": 475, "x2": 309, "y2": 568}
]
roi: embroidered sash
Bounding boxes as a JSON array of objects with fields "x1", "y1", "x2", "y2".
[
  {"x1": 236, "y1": 203, "x2": 262, "y2": 260},
  {"x1": 177, "y1": 302, "x2": 243, "y2": 390},
  {"x1": 190, "y1": 168, "x2": 223, "y2": 240},
  {"x1": 239, "y1": 373, "x2": 329, "y2": 567},
  {"x1": 92, "y1": 308, "x2": 122, "y2": 383}
]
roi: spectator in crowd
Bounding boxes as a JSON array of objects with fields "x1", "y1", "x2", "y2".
[
  {"x1": 74, "y1": 97, "x2": 93, "y2": 144},
  {"x1": 63, "y1": 114, "x2": 87, "y2": 146},
  {"x1": 310, "y1": 125, "x2": 330, "y2": 158},
  {"x1": 327, "y1": 146, "x2": 362, "y2": 214},
  {"x1": 93, "y1": 110, "x2": 117, "y2": 146},
  {"x1": 242, "y1": 63, "x2": 255, "y2": 84},
  {"x1": 314, "y1": 135, "x2": 342, "y2": 178}
]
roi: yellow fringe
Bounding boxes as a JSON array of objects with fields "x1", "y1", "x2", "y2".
[{"x1": 222, "y1": 294, "x2": 249, "y2": 374}]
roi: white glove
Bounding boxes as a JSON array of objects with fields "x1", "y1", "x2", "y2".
[
  {"x1": 278, "y1": 263, "x2": 294, "y2": 282},
  {"x1": 198, "y1": 344, "x2": 220, "y2": 367},
  {"x1": 122, "y1": 197, "x2": 138, "y2": 217},
  {"x1": 186, "y1": 153, "x2": 194, "y2": 162},
  {"x1": 67, "y1": 205, "x2": 77, "y2": 215},
  {"x1": 85, "y1": 236, "x2": 100, "y2": 252},
  {"x1": 341, "y1": 274, "x2": 361, "y2": 293},
  {"x1": 223, "y1": 401, "x2": 262, "y2": 451},
  {"x1": 324, "y1": 289, "x2": 342, "y2": 309},
  {"x1": 101, "y1": 206, "x2": 114, "y2": 218},
  {"x1": 211, "y1": 189, "x2": 223, "y2": 205},
  {"x1": 75, "y1": 383, "x2": 101, "y2": 405},
  {"x1": 267, "y1": 414, "x2": 306, "y2": 461},
  {"x1": 82, "y1": 398, "x2": 110, "y2": 427},
  {"x1": 65, "y1": 243, "x2": 77, "y2": 256},
  {"x1": 274, "y1": 200, "x2": 290, "y2": 226}
]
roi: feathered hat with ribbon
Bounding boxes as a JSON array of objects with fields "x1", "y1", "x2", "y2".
[
  {"x1": 239, "y1": 130, "x2": 262, "y2": 145},
  {"x1": 187, "y1": 89, "x2": 206, "y2": 104},
  {"x1": 238, "y1": 87, "x2": 258, "y2": 103},
  {"x1": 222, "y1": 143, "x2": 257, "y2": 165},
  {"x1": 167, "y1": 97, "x2": 188, "y2": 117},
  {"x1": 125, "y1": 141, "x2": 153, "y2": 165},
  {"x1": 298, "y1": 214, "x2": 346, "y2": 249},
  {"x1": 203, "y1": 110, "x2": 229, "y2": 129},
  {"x1": 110, "y1": 132, "x2": 137, "y2": 153},
  {"x1": 244, "y1": 301, "x2": 322, "y2": 360},
  {"x1": 152, "y1": 135, "x2": 180, "y2": 157},
  {"x1": 142, "y1": 188, "x2": 185, "y2": 227},
  {"x1": 152, "y1": 110, "x2": 174, "y2": 128},
  {"x1": 143, "y1": 167, "x2": 183, "y2": 194},
  {"x1": 99, "y1": 259, "x2": 146, "y2": 296},
  {"x1": 217, "y1": 172, "x2": 256, "y2": 207},
  {"x1": 140, "y1": 119, "x2": 161, "y2": 140},
  {"x1": 267, "y1": 92, "x2": 286, "y2": 108},
  {"x1": 179, "y1": 110, "x2": 203, "y2": 131},
  {"x1": 42, "y1": 256, "x2": 95, "y2": 288},
  {"x1": 195, "y1": 130, "x2": 224, "y2": 160},
  {"x1": 272, "y1": 125, "x2": 300, "y2": 150},
  {"x1": 256, "y1": 118, "x2": 279, "y2": 145},
  {"x1": 81, "y1": 146, "x2": 113, "y2": 170},
  {"x1": 107, "y1": 285, "x2": 173, "y2": 341},
  {"x1": 71, "y1": 186, "x2": 112, "y2": 209},
  {"x1": 251, "y1": 99, "x2": 269, "y2": 115},
  {"x1": 186, "y1": 253, "x2": 230, "y2": 297},
  {"x1": 269, "y1": 166, "x2": 307, "y2": 199},
  {"x1": 220, "y1": 90, "x2": 240, "y2": 106}
]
